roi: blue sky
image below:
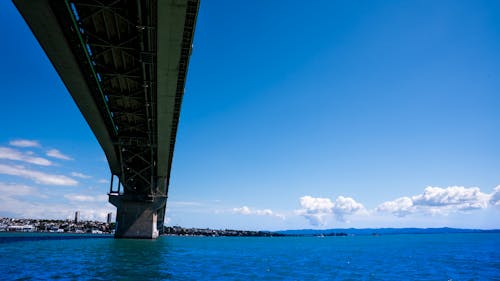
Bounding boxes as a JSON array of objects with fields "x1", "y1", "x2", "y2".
[{"x1": 0, "y1": 0, "x2": 499, "y2": 230}]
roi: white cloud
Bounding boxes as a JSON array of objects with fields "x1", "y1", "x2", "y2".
[
  {"x1": 64, "y1": 194, "x2": 108, "y2": 202},
  {"x1": 233, "y1": 206, "x2": 252, "y2": 215},
  {"x1": 0, "y1": 183, "x2": 113, "y2": 221},
  {"x1": 0, "y1": 182, "x2": 37, "y2": 197},
  {"x1": 413, "y1": 186, "x2": 489, "y2": 210},
  {"x1": 0, "y1": 164, "x2": 78, "y2": 186},
  {"x1": 254, "y1": 209, "x2": 274, "y2": 216},
  {"x1": 376, "y1": 196, "x2": 413, "y2": 217},
  {"x1": 170, "y1": 201, "x2": 203, "y2": 207},
  {"x1": 75, "y1": 208, "x2": 114, "y2": 222},
  {"x1": 295, "y1": 196, "x2": 334, "y2": 226},
  {"x1": 0, "y1": 195, "x2": 113, "y2": 221},
  {"x1": 299, "y1": 196, "x2": 335, "y2": 213},
  {"x1": 296, "y1": 195, "x2": 365, "y2": 226},
  {"x1": 71, "y1": 172, "x2": 92, "y2": 179},
  {"x1": 0, "y1": 147, "x2": 52, "y2": 166},
  {"x1": 332, "y1": 196, "x2": 365, "y2": 222},
  {"x1": 233, "y1": 206, "x2": 284, "y2": 219},
  {"x1": 46, "y1": 149, "x2": 73, "y2": 160},
  {"x1": 9, "y1": 139, "x2": 40, "y2": 148},
  {"x1": 377, "y1": 186, "x2": 492, "y2": 217},
  {"x1": 97, "y1": 179, "x2": 109, "y2": 184},
  {"x1": 489, "y1": 185, "x2": 500, "y2": 207}
]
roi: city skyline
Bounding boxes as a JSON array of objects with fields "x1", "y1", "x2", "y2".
[{"x1": 0, "y1": 0, "x2": 499, "y2": 230}]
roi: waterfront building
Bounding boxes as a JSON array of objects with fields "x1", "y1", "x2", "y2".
[
  {"x1": 7, "y1": 225, "x2": 36, "y2": 232},
  {"x1": 74, "y1": 211, "x2": 80, "y2": 223}
]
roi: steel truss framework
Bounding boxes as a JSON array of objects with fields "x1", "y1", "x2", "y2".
[{"x1": 48, "y1": 0, "x2": 197, "y2": 199}]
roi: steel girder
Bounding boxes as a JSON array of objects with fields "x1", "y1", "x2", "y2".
[{"x1": 59, "y1": 0, "x2": 157, "y2": 196}]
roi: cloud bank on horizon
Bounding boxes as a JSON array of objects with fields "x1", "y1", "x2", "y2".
[
  {"x1": 0, "y1": 139, "x2": 113, "y2": 221},
  {"x1": 0, "y1": 138, "x2": 499, "y2": 228},
  {"x1": 233, "y1": 206, "x2": 285, "y2": 220},
  {"x1": 0, "y1": 140, "x2": 78, "y2": 186},
  {"x1": 377, "y1": 186, "x2": 497, "y2": 216},
  {"x1": 9, "y1": 139, "x2": 41, "y2": 148},
  {"x1": 296, "y1": 186, "x2": 500, "y2": 226},
  {"x1": 295, "y1": 195, "x2": 366, "y2": 226}
]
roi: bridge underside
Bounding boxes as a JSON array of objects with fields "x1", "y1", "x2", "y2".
[{"x1": 14, "y1": 0, "x2": 199, "y2": 238}]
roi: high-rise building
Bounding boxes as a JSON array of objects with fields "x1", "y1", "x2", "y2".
[
  {"x1": 106, "y1": 212, "x2": 112, "y2": 224},
  {"x1": 74, "y1": 211, "x2": 80, "y2": 223}
]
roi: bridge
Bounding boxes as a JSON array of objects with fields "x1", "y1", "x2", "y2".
[{"x1": 14, "y1": 0, "x2": 199, "y2": 239}]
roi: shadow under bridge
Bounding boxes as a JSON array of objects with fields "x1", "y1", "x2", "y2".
[{"x1": 14, "y1": 0, "x2": 200, "y2": 239}]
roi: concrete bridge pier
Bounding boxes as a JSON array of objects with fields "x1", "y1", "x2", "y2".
[{"x1": 109, "y1": 194, "x2": 166, "y2": 239}]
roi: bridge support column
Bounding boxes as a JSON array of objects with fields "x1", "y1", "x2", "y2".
[{"x1": 109, "y1": 194, "x2": 166, "y2": 239}]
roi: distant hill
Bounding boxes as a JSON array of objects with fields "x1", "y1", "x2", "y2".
[{"x1": 275, "y1": 227, "x2": 500, "y2": 236}]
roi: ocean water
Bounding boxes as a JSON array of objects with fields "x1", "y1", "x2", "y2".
[{"x1": 0, "y1": 233, "x2": 498, "y2": 280}]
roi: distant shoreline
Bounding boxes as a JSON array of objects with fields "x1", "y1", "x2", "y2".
[
  {"x1": 161, "y1": 226, "x2": 500, "y2": 237},
  {"x1": 0, "y1": 217, "x2": 113, "y2": 234},
  {"x1": 2, "y1": 218, "x2": 498, "y2": 237},
  {"x1": 276, "y1": 227, "x2": 500, "y2": 236}
]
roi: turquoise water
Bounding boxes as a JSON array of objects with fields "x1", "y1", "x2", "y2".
[{"x1": 0, "y1": 233, "x2": 498, "y2": 280}]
